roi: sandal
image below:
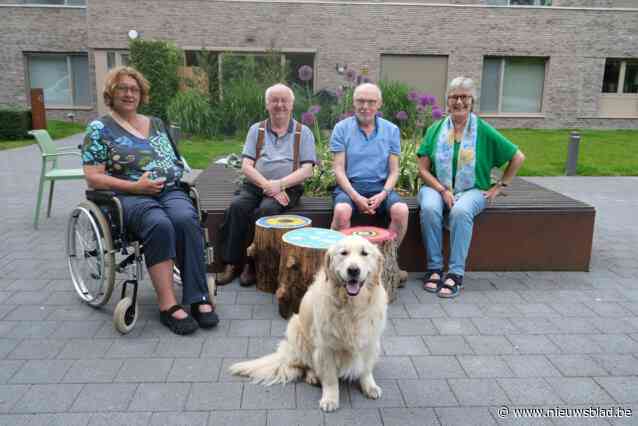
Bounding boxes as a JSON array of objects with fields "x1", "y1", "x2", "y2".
[
  {"x1": 423, "y1": 269, "x2": 443, "y2": 293},
  {"x1": 159, "y1": 305, "x2": 198, "y2": 335},
  {"x1": 437, "y1": 273, "x2": 463, "y2": 299},
  {"x1": 191, "y1": 302, "x2": 219, "y2": 329}
]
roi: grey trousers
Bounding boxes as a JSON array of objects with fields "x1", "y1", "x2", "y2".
[{"x1": 219, "y1": 182, "x2": 302, "y2": 265}]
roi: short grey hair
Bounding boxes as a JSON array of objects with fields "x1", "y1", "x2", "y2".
[
  {"x1": 447, "y1": 76, "x2": 477, "y2": 99},
  {"x1": 265, "y1": 83, "x2": 294, "y2": 105},
  {"x1": 353, "y1": 83, "x2": 383, "y2": 102}
]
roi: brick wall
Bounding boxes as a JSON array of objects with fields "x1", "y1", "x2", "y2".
[
  {"x1": 86, "y1": 0, "x2": 638, "y2": 128},
  {"x1": 2, "y1": 1, "x2": 637, "y2": 128},
  {"x1": 0, "y1": 5, "x2": 95, "y2": 121}
]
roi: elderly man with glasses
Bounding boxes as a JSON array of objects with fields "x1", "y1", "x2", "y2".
[
  {"x1": 216, "y1": 83, "x2": 317, "y2": 287},
  {"x1": 329, "y1": 83, "x2": 409, "y2": 282}
]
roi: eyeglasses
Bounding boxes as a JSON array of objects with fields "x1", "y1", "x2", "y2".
[
  {"x1": 447, "y1": 94, "x2": 472, "y2": 103},
  {"x1": 354, "y1": 98, "x2": 378, "y2": 107},
  {"x1": 268, "y1": 97, "x2": 292, "y2": 105},
  {"x1": 114, "y1": 85, "x2": 141, "y2": 95}
]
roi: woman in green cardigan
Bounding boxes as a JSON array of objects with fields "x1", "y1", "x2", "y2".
[{"x1": 417, "y1": 77, "x2": 525, "y2": 298}]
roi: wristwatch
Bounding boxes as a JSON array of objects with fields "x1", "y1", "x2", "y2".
[
  {"x1": 383, "y1": 188, "x2": 392, "y2": 195},
  {"x1": 497, "y1": 180, "x2": 509, "y2": 188}
]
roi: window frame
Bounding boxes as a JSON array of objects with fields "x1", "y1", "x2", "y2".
[
  {"x1": 602, "y1": 59, "x2": 638, "y2": 95},
  {"x1": 183, "y1": 49, "x2": 316, "y2": 100},
  {"x1": 479, "y1": 56, "x2": 547, "y2": 116},
  {"x1": 487, "y1": 0, "x2": 552, "y2": 6},
  {"x1": 26, "y1": 52, "x2": 91, "y2": 108},
  {"x1": 20, "y1": 0, "x2": 86, "y2": 6}
]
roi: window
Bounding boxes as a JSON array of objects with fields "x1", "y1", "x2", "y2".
[
  {"x1": 106, "y1": 51, "x2": 129, "y2": 70},
  {"x1": 487, "y1": 0, "x2": 552, "y2": 5},
  {"x1": 603, "y1": 59, "x2": 638, "y2": 94},
  {"x1": 480, "y1": 57, "x2": 546, "y2": 113},
  {"x1": 380, "y1": 55, "x2": 448, "y2": 107},
  {"x1": 22, "y1": 1, "x2": 86, "y2": 5},
  {"x1": 27, "y1": 54, "x2": 90, "y2": 107},
  {"x1": 184, "y1": 50, "x2": 315, "y2": 95}
]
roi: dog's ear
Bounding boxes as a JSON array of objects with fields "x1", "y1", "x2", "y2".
[{"x1": 369, "y1": 240, "x2": 384, "y2": 287}]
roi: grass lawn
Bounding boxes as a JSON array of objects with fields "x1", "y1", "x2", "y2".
[
  {"x1": 501, "y1": 129, "x2": 638, "y2": 176},
  {"x1": 0, "y1": 120, "x2": 86, "y2": 150},
  {"x1": 3, "y1": 124, "x2": 636, "y2": 176},
  {"x1": 179, "y1": 136, "x2": 244, "y2": 169},
  {"x1": 181, "y1": 129, "x2": 638, "y2": 176}
]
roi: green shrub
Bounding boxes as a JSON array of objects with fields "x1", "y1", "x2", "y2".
[
  {"x1": 379, "y1": 80, "x2": 416, "y2": 136},
  {"x1": 167, "y1": 89, "x2": 217, "y2": 137},
  {"x1": 0, "y1": 108, "x2": 32, "y2": 140},
  {"x1": 214, "y1": 78, "x2": 266, "y2": 136},
  {"x1": 129, "y1": 39, "x2": 183, "y2": 122}
]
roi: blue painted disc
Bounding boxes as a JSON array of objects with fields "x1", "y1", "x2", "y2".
[{"x1": 282, "y1": 227, "x2": 345, "y2": 249}]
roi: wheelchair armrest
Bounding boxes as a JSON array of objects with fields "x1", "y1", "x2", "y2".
[
  {"x1": 178, "y1": 180, "x2": 194, "y2": 192},
  {"x1": 85, "y1": 190, "x2": 117, "y2": 205}
]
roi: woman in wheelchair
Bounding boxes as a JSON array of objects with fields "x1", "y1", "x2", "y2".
[{"x1": 80, "y1": 66, "x2": 218, "y2": 335}]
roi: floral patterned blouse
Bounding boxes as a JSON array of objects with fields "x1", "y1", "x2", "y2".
[{"x1": 81, "y1": 115, "x2": 183, "y2": 185}]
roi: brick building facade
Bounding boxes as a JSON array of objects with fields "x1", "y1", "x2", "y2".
[{"x1": 1, "y1": 0, "x2": 637, "y2": 128}]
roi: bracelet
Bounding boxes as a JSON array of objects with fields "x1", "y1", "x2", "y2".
[
  {"x1": 497, "y1": 180, "x2": 509, "y2": 188},
  {"x1": 383, "y1": 188, "x2": 391, "y2": 195}
]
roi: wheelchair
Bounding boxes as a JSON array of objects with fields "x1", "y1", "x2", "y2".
[{"x1": 65, "y1": 181, "x2": 216, "y2": 334}]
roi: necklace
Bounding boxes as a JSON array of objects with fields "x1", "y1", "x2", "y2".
[{"x1": 111, "y1": 111, "x2": 147, "y2": 139}]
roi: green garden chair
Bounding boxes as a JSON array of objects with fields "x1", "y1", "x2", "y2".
[{"x1": 29, "y1": 129, "x2": 84, "y2": 229}]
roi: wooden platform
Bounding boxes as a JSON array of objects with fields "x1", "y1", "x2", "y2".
[{"x1": 196, "y1": 165, "x2": 595, "y2": 272}]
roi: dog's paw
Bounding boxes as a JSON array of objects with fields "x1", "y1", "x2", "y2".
[
  {"x1": 362, "y1": 383, "x2": 382, "y2": 400},
  {"x1": 305, "y1": 369, "x2": 319, "y2": 386},
  {"x1": 319, "y1": 397, "x2": 339, "y2": 412}
]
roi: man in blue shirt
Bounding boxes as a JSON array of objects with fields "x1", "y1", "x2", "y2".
[{"x1": 330, "y1": 83, "x2": 409, "y2": 279}]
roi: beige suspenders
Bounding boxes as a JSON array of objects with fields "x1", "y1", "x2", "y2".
[{"x1": 255, "y1": 120, "x2": 302, "y2": 172}]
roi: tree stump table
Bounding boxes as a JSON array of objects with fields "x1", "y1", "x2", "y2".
[
  {"x1": 341, "y1": 226, "x2": 399, "y2": 303},
  {"x1": 247, "y1": 215, "x2": 311, "y2": 294},
  {"x1": 276, "y1": 227, "x2": 345, "y2": 319}
]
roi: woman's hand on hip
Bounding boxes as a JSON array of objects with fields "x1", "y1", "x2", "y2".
[{"x1": 134, "y1": 172, "x2": 164, "y2": 195}]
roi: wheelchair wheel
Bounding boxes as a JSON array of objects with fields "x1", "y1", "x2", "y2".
[
  {"x1": 67, "y1": 201, "x2": 115, "y2": 307},
  {"x1": 113, "y1": 296, "x2": 138, "y2": 334}
]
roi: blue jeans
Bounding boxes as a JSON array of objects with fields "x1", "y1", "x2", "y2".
[{"x1": 418, "y1": 187, "x2": 487, "y2": 276}]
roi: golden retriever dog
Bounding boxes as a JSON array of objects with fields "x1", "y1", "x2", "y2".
[{"x1": 229, "y1": 235, "x2": 387, "y2": 412}]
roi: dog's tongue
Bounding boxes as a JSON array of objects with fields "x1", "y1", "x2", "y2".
[{"x1": 346, "y1": 281, "x2": 361, "y2": 296}]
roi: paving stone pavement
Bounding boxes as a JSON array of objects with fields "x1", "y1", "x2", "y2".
[{"x1": 0, "y1": 134, "x2": 637, "y2": 425}]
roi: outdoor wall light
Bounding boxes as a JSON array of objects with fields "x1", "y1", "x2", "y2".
[
  {"x1": 335, "y1": 63, "x2": 345, "y2": 74},
  {"x1": 128, "y1": 29, "x2": 139, "y2": 40}
]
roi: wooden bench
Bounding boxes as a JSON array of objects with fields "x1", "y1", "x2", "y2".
[{"x1": 195, "y1": 164, "x2": 595, "y2": 272}]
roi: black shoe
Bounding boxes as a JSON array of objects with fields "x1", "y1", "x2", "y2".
[
  {"x1": 191, "y1": 302, "x2": 219, "y2": 329},
  {"x1": 159, "y1": 305, "x2": 198, "y2": 335}
]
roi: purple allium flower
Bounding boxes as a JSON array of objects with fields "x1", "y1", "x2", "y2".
[
  {"x1": 375, "y1": 111, "x2": 383, "y2": 118},
  {"x1": 298, "y1": 65, "x2": 313, "y2": 82},
  {"x1": 301, "y1": 111, "x2": 316, "y2": 126},
  {"x1": 346, "y1": 69, "x2": 357, "y2": 82},
  {"x1": 407, "y1": 91, "x2": 419, "y2": 102},
  {"x1": 419, "y1": 94, "x2": 434, "y2": 107},
  {"x1": 309, "y1": 105, "x2": 321, "y2": 114},
  {"x1": 395, "y1": 110, "x2": 408, "y2": 121},
  {"x1": 335, "y1": 87, "x2": 344, "y2": 98},
  {"x1": 431, "y1": 107, "x2": 443, "y2": 120},
  {"x1": 361, "y1": 77, "x2": 371, "y2": 83}
]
